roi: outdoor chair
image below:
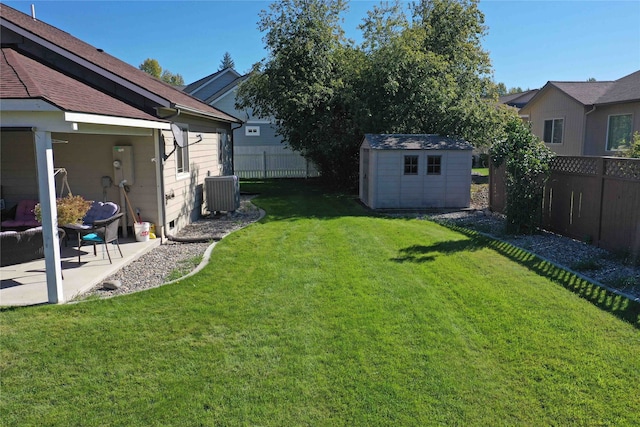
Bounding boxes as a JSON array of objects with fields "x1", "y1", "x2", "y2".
[{"x1": 61, "y1": 202, "x2": 123, "y2": 264}]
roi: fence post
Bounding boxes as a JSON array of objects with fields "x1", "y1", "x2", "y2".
[
  {"x1": 594, "y1": 157, "x2": 605, "y2": 247},
  {"x1": 263, "y1": 151, "x2": 267, "y2": 179}
]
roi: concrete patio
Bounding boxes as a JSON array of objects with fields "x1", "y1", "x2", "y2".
[{"x1": 0, "y1": 236, "x2": 161, "y2": 306}]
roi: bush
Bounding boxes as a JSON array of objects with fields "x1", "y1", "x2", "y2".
[
  {"x1": 490, "y1": 117, "x2": 555, "y2": 234},
  {"x1": 35, "y1": 195, "x2": 92, "y2": 225}
]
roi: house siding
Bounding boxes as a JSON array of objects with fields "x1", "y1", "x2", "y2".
[
  {"x1": 584, "y1": 101, "x2": 640, "y2": 156},
  {"x1": 521, "y1": 87, "x2": 586, "y2": 155}
]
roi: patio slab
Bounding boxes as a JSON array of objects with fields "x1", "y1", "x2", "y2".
[{"x1": 0, "y1": 237, "x2": 161, "y2": 306}]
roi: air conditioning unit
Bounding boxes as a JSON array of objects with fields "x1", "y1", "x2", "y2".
[{"x1": 205, "y1": 175, "x2": 240, "y2": 212}]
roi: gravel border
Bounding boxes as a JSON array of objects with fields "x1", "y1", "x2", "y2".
[
  {"x1": 77, "y1": 190, "x2": 639, "y2": 302},
  {"x1": 77, "y1": 196, "x2": 263, "y2": 300}
]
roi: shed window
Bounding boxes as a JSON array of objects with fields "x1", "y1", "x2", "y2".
[
  {"x1": 404, "y1": 155, "x2": 418, "y2": 175},
  {"x1": 606, "y1": 114, "x2": 632, "y2": 151},
  {"x1": 245, "y1": 126, "x2": 260, "y2": 136},
  {"x1": 427, "y1": 156, "x2": 442, "y2": 175},
  {"x1": 543, "y1": 118, "x2": 563, "y2": 144}
]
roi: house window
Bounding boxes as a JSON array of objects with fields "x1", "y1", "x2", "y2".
[
  {"x1": 404, "y1": 155, "x2": 418, "y2": 175},
  {"x1": 427, "y1": 155, "x2": 442, "y2": 175},
  {"x1": 245, "y1": 126, "x2": 260, "y2": 136},
  {"x1": 543, "y1": 118, "x2": 564, "y2": 144},
  {"x1": 176, "y1": 128, "x2": 189, "y2": 175},
  {"x1": 606, "y1": 114, "x2": 633, "y2": 151}
]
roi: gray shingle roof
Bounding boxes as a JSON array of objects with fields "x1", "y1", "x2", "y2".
[
  {"x1": 0, "y1": 3, "x2": 240, "y2": 123},
  {"x1": 549, "y1": 81, "x2": 614, "y2": 105},
  {"x1": 363, "y1": 134, "x2": 473, "y2": 150},
  {"x1": 595, "y1": 70, "x2": 640, "y2": 104}
]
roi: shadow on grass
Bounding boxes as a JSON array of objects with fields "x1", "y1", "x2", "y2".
[
  {"x1": 396, "y1": 223, "x2": 640, "y2": 329},
  {"x1": 391, "y1": 239, "x2": 483, "y2": 263}
]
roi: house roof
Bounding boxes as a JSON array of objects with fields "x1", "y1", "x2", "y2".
[
  {"x1": 1, "y1": 48, "x2": 160, "y2": 122},
  {"x1": 0, "y1": 3, "x2": 240, "y2": 123},
  {"x1": 363, "y1": 134, "x2": 473, "y2": 150},
  {"x1": 499, "y1": 89, "x2": 539, "y2": 109},
  {"x1": 204, "y1": 74, "x2": 249, "y2": 105},
  {"x1": 524, "y1": 70, "x2": 640, "y2": 110},
  {"x1": 548, "y1": 81, "x2": 614, "y2": 105},
  {"x1": 595, "y1": 70, "x2": 640, "y2": 105},
  {"x1": 183, "y1": 68, "x2": 241, "y2": 94}
]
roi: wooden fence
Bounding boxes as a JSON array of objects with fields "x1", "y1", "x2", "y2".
[
  {"x1": 234, "y1": 152, "x2": 320, "y2": 179},
  {"x1": 490, "y1": 156, "x2": 640, "y2": 256}
]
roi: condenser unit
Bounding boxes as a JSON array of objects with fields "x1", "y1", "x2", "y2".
[{"x1": 205, "y1": 175, "x2": 240, "y2": 212}]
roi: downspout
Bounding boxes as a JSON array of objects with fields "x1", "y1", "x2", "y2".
[
  {"x1": 231, "y1": 122, "x2": 243, "y2": 174},
  {"x1": 583, "y1": 105, "x2": 597, "y2": 156}
]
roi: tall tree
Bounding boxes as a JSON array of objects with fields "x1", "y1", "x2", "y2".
[
  {"x1": 139, "y1": 58, "x2": 184, "y2": 86},
  {"x1": 139, "y1": 58, "x2": 162, "y2": 78},
  {"x1": 219, "y1": 52, "x2": 235, "y2": 70},
  {"x1": 237, "y1": 0, "x2": 516, "y2": 187}
]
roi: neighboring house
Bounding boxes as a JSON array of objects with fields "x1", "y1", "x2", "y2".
[
  {"x1": 0, "y1": 4, "x2": 240, "y2": 302},
  {"x1": 499, "y1": 89, "x2": 539, "y2": 119},
  {"x1": 360, "y1": 134, "x2": 472, "y2": 209},
  {"x1": 519, "y1": 70, "x2": 640, "y2": 156},
  {"x1": 184, "y1": 68, "x2": 319, "y2": 178}
]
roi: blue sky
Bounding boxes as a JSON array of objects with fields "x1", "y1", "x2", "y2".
[{"x1": 4, "y1": 0, "x2": 640, "y2": 90}]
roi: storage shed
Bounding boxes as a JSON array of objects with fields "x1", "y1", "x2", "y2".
[{"x1": 359, "y1": 134, "x2": 473, "y2": 209}]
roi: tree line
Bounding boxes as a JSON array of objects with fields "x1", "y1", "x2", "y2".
[{"x1": 236, "y1": 0, "x2": 537, "y2": 188}]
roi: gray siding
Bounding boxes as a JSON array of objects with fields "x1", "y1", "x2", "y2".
[
  {"x1": 190, "y1": 71, "x2": 239, "y2": 102},
  {"x1": 361, "y1": 147, "x2": 471, "y2": 209}
]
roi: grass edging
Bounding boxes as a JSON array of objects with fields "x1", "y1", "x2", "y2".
[
  {"x1": 162, "y1": 208, "x2": 267, "y2": 286},
  {"x1": 435, "y1": 221, "x2": 640, "y2": 326}
]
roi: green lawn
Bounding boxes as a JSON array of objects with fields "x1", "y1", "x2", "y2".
[
  {"x1": 472, "y1": 167, "x2": 489, "y2": 176},
  {"x1": 1, "y1": 179, "x2": 639, "y2": 426}
]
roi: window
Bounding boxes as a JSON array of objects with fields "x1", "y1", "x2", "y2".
[
  {"x1": 606, "y1": 114, "x2": 633, "y2": 151},
  {"x1": 427, "y1": 155, "x2": 442, "y2": 175},
  {"x1": 543, "y1": 118, "x2": 564, "y2": 144},
  {"x1": 176, "y1": 127, "x2": 189, "y2": 175},
  {"x1": 404, "y1": 155, "x2": 418, "y2": 175},
  {"x1": 245, "y1": 126, "x2": 260, "y2": 136}
]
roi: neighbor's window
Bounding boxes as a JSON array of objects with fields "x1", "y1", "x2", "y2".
[
  {"x1": 404, "y1": 155, "x2": 418, "y2": 175},
  {"x1": 245, "y1": 126, "x2": 260, "y2": 136},
  {"x1": 543, "y1": 118, "x2": 564, "y2": 144},
  {"x1": 176, "y1": 128, "x2": 189, "y2": 175},
  {"x1": 427, "y1": 155, "x2": 442, "y2": 175},
  {"x1": 606, "y1": 114, "x2": 633, "y2": 151}
]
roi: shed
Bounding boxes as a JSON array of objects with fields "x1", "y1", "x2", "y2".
[{"x1": 359, "y1": 134, "x2": 473, "y2": 209}]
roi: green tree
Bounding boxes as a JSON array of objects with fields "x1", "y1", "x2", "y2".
[
  {"x1": 490, "y1": 116, "x2": 555, "y2": 234},
  {"x1": 161, "y1": 70, "x2": 185, "y2": 86},
  {"x1": 139, "y1": 58, "x2": 184, "y2": 86},
  {"x1": 237, "y1": 0, "x2": 514, "y2": 187},
  {"x1": 219, "y1": 52, "x2": 235, "y2": 70},
  {"x1": 139, "y1": 58, "x2": 162, "y2": 78},
  {"x1": 620, "y1": 131, "x2": 640, "y2": 158},
  {"x1": 237, "y1": 0, "x2": 360, "y2": 186}
]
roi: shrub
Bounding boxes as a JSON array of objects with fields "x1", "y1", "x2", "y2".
[
  {"x1": 490, "y1": 117, "x2": 555, "y2": 234},
  {"x1": 35, "y1": 195, "x2": 92, "y2": 225}
]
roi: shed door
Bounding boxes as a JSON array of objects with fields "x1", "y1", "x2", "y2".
[{"x1": 362, "y1": 149, "x2": 370, "y2": 203}]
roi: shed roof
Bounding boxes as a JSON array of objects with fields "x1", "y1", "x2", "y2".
[{"x1": 363, "y1": 134, "x2": 473, "y2": 150}]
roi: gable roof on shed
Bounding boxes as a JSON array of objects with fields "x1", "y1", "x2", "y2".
[{"x1": 362, "y1": 134, "x2": 473, "y2": 151}]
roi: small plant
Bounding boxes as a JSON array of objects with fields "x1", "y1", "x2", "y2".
[{"x1": 34, "y1": 195, "x2": 92, "y2": 225}]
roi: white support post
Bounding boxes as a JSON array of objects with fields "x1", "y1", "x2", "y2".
[{"x1": 34, "y1": 131, "x2": 64, "y2": 303}]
